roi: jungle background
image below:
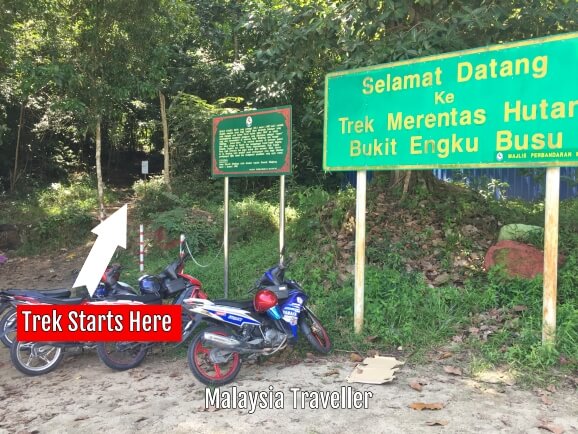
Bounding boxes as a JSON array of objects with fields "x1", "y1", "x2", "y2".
[{"x1": 0, "y1": 0, "x2": 577, "y2": 383}]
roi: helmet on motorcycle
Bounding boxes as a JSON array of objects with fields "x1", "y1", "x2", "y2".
[
  {"x1": 253, "y1": 289, "x2": 278, "y2": 312},
  {"x1": 138, "y1": 275, "x2": 161, "y2": 295}
]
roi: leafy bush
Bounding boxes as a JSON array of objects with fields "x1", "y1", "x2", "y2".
[
  {"x1": 134, "y1": 176, "x2": 183, "y2": 218},
  {"x1": 25, "y1": 208, "x2": 94, "y2": 251},
  {"x1": 150, "y1": 206, "x2": 220, "y2": 255},
  {"x1": 229, "y1": 196, "x2": 280, "y2": 242},
  {"x1": 288, "y1": 185, "x2": 354, "y2": 241}
]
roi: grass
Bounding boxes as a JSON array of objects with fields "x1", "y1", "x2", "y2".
[{"x1": 3, "y1": 175, "x2": 577, "y2": 384}]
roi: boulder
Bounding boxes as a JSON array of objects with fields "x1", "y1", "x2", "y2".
[{"x1": 484, "y1": 240, "x2": 564, "y2": 279}]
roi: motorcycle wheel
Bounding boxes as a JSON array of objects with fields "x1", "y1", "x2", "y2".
[
  {"x1": 0, "y1": 308, "x2": 17, "y2": 348},
  {"x1": 188, "y1": 325, "x2": 241, "y2": 386},
  {"x1": 96, "y1": 342, "x2": 148, "y2": 371},
  {"x1": 299, "y1": 307, "x2": 332, "y2": 354},
  {"x1": 10, "y1": 339, "x2": 64, "y2": 376}
]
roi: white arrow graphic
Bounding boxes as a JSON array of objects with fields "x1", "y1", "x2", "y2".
[{"x1": 73, "y1": 204, "x2": 128, "y2": 296}]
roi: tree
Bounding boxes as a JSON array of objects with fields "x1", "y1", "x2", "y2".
[{"x1": 48, "y1": 0, "x2": 185, "y2": 218}]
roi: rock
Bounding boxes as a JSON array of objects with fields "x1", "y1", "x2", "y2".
[
  {"x1": 0, "y1": 224, "x2": 20, "y2": 250},
  {"x1": 433, "y1": 273, "x2": 451, "y2": 286},
  {"x1": 153, "y1": 227, "x2": 180, "y2": 251},
  {"x1": 461, "y1": 224, "x2": 479, "y2": 236},
  {"x1": 484, "y1": 240, "x2": 564, "y2": 279},
  {"x1": 498, "y1": 224, "x2": 543, "y2": 242}
]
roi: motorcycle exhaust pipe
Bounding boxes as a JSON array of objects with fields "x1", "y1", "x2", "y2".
[
  {"x1": 202, "y1": 332, "x2": 277, "y2": 354},
  {"x1": 202, "y1": 332, "x2": 241, "y2": 348}
]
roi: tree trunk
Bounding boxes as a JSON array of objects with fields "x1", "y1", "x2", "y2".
[
  {"x1": 95, "y1": 118, "x2": 106, "y2": 221},
  {"x1": 159, "y1": 90, "x2": 171, "y2": 191},
  {"x1": 10, "y1": 100, "x2": 26, "y2": 192}
]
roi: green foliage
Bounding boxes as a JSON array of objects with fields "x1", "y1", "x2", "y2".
[
  {"x1": 148, "y1": 206, "x2": 221, "y2": 255},
  {"x1": 134, "y1": 176, "x2": 184, "y2": 218},
  {"x1": 168, "y1": 93, "x2": 241, "y2": 178},
  {"x1": 229, "y1": 196, "x2": 280, "y2": 242},
  {"x1": 0, "y1": 175, "x2": 104, "y2": 252},
  {"x1": 288, "y1": 185, "x2": 355, "y2": 241}
]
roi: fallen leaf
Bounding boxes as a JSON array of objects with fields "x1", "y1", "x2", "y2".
[
  {"x1": 443, "y1": 366, "x2": 463, "y2": 376},
  {"x1": 546, "y1": 385, "x2": 557, "y2": 393},
  {"x1": 438, "y1": 351, "x2": 453, "y2": 360},
  {"x1": 409, "y1": 402, "x2": 445, "y2": 411},
  {"x1": 409, "y1": 382, "x2": 423, "y2": 392},
  {"x1": 323, "y1": 369, "x2": 340, "y2": 377},
  {"x1": 350, "y1": 353, "x2": 364, "y2": 363},
  {"x1": 426, "y1": 420, "x2": 449, "y2": 426},
  {"x1": 365, "y1": 335, "x2": 379, "y2": 342},
  {"x1": 537, "y1": 422, "x2": 565, "y2": 434}
]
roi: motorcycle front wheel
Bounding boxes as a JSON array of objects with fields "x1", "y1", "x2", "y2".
[
  {"x1": 10, "y1": 340, "x2": 64, "y2": 376},
  {"x1": 187, "y1": 325, "x2": 241, "y2": 386},
  {"x1": 0, "y1": 308, "x2": 17, "y2": 348},
  {"x1": 299, "y1": 307, "x2": 332, "y2": 354},
  {"x1": 96, "y1": 341, "x2": 148, "y2": 371}
]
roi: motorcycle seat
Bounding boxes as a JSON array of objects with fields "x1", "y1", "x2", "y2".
[
  {"x1": 213, "y1": 299, "x2": 254, "y2": 309},
  {"x1": 3, "y1": 288, "x2": 71, "y2": 298},
  {"x1": 105, "y1": 293, "x2": 162, "y2": 304},
  {"x1": 37, "y1": 297, "x2": 86, "y2": 305}
]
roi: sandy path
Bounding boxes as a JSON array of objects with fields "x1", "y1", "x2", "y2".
[{"x1": 0, "y1": 346, "x2": 576, "y2": 434}]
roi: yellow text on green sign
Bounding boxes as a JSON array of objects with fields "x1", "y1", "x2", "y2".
[{"x1": 323, "y1": 33, "x2": 578, "y2": 171}]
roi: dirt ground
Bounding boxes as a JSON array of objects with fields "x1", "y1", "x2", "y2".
[{"x1": 1, "y1": 255, "x2": 577, "y2": 434}]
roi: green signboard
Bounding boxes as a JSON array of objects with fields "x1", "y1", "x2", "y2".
[
  {"x1": 324, "y1": 33, "x2": 578, "y2": 171},
  {"x1": 212, "y1": 106, "x2": 292, "y2": 177}
]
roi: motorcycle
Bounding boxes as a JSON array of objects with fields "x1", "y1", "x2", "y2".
[
  {"x1": 95, "y1": 253, "x2": 208, "y2": 371},
  {"x1": 9, "y1": 293, "x2": 159, "y2": 376},
  {"x1": 0, "y1": 264, "x2": 136, "y2": 348},
  {"x1": 183, "y1": 257, "x2": 331, "y2": 386}
]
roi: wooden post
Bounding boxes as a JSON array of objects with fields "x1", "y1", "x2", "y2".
[
  {"x1": 542, "y1": 167, "x2": 560, "y2": 344},
  {"x1": 354, "y1": 171, "x2": 367, "y2": 334},
  {"x1": 224, "y1": 177, "x2": 229, "y2": 298}
]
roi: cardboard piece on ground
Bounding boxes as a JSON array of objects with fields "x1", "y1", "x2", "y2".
[{"x1": 347, "y1": 355, "x2": 404, "y2": 384}]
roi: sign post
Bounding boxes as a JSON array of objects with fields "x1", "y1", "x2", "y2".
[
  {"x1": 543, "y1": 167, "x2": 560, "y2": 344},
  {"x1": 280, "y1": 175, "x2": 286, "y2": 263},
  {"x1": 212, "y1": 107, "x2": 292, "y2": 296},
  {"x1": 224, "y1": 176, "x2": 229, "y2": 298},
  {"x1": 324, "y1": 32, "x2": 578, "y2": 336},
  {"x1": 354, "y1": 171, "x2": 367, "y2": 333}
]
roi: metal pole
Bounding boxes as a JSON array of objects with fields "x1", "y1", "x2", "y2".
[
  {"x1": 354, "y1": 170, "x2": 366, "y2": 334},
  {"x1": 139, "y1": 224, "x2": 144, "y2": 272},
  {"x1": 224, "y1": 176, "x2": 229, "y2": 298},
  {"x1": 542, "y1": 167, "x2": 560, "y2": 344},
  {"x1": 279, "y1": 175, "x2": 285, "y2": 264}
]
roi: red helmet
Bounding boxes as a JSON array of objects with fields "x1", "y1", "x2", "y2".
[{"x1": 253, "y1": 289, "x2": 278, "y2": 312}]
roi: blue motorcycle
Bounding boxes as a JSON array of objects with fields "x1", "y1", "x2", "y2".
[{"x1": 184, "y1": 259, "x2": 331, "y2": 386}]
